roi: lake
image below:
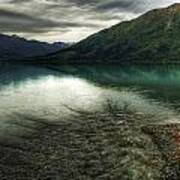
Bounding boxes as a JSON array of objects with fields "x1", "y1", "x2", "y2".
[
  {"x1": 0, "y1": 63, "x2": 180, "y2": 179},
  {"x1": 0, "y1": 64, "x2": 180, "y2": 141}
]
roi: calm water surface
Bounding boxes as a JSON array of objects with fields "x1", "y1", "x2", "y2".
[{"x1": 0, "y1": 64, "x2": 180, "y2": 140}]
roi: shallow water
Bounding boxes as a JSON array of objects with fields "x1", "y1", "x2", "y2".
[{"x1": 0, "y1": 64, "x2": 180, "y2": 140}]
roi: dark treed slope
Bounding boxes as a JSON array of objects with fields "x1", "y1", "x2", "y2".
[
  {"x1": 0, "y1": 34, "x2": 69, "y2": 61},
  {"x1": 41, "y1": 3, "x2": 180, "y2": 64}
]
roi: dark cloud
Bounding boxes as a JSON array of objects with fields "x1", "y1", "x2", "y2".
[
  {"x1": 0, "y1": 0, "x2": 178, "y2": 42},
  {"x1": 0, "y1": 9, "x2": 60, "y2": 33},
  {"x1": 97, "y1": 1, "x2": 134, "y2": 10},
  {"x1": 0, "y1": 9, "x2": 99, "y2": 33},
  {"x1": 59, "y1": 0, "x2": 98, "y2": 6},
  {"x1": 95, "y1": 0, "x2": 144, "y2": 13},
  {"x1": 63, "y1": 0, "x2": 144, "y2": 13},
  {"x1": 9, "y1": 0, "x2": 29, "y2": 3}
]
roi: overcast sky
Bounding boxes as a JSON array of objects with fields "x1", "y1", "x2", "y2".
[{"x1": 0, "y1": 0, "x2": 179, "y2": 42}]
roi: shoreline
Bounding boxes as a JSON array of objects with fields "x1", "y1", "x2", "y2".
[{"x1": 0, "y1": 109, "x2": 179, "y2": 180}]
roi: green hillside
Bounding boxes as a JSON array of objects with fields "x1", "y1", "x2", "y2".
[{"x1": 40, "y1": 3, "x2": 180, "y2": 64}]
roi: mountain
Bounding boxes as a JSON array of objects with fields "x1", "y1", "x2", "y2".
[
  {"x1": 40, "y1": 3, "x2": 180, "y2": 64},
  {"x1": 0, "y1": 34, "x2": 69, "y2": 61}
]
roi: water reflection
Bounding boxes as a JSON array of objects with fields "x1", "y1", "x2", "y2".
[{"x1": 0, "y1": 64, "x2": 179, "y2": 140}]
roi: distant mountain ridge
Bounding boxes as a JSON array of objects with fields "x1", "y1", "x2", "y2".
[
  {"x1": 39, "y1": 3, "x2": 180, "y2": 64},
  {"x1": 0, "y1": 34, "x2": 69, "y2": 61}
]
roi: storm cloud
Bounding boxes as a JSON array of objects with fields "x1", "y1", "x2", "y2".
[
  {"x1": 0, "y1": 8, "x2": 99, "y2": 33},
  {"x1": 0, "y1": 0, "x2": 179, "y2": 42}
]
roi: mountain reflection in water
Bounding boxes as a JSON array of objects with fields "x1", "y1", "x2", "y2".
[
  {"x1": 0, "y1": 64, "x2": 179, "y2": 138},
  {"x1": 0, "y1": 64, "x2": 179, "y2": 179}
]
